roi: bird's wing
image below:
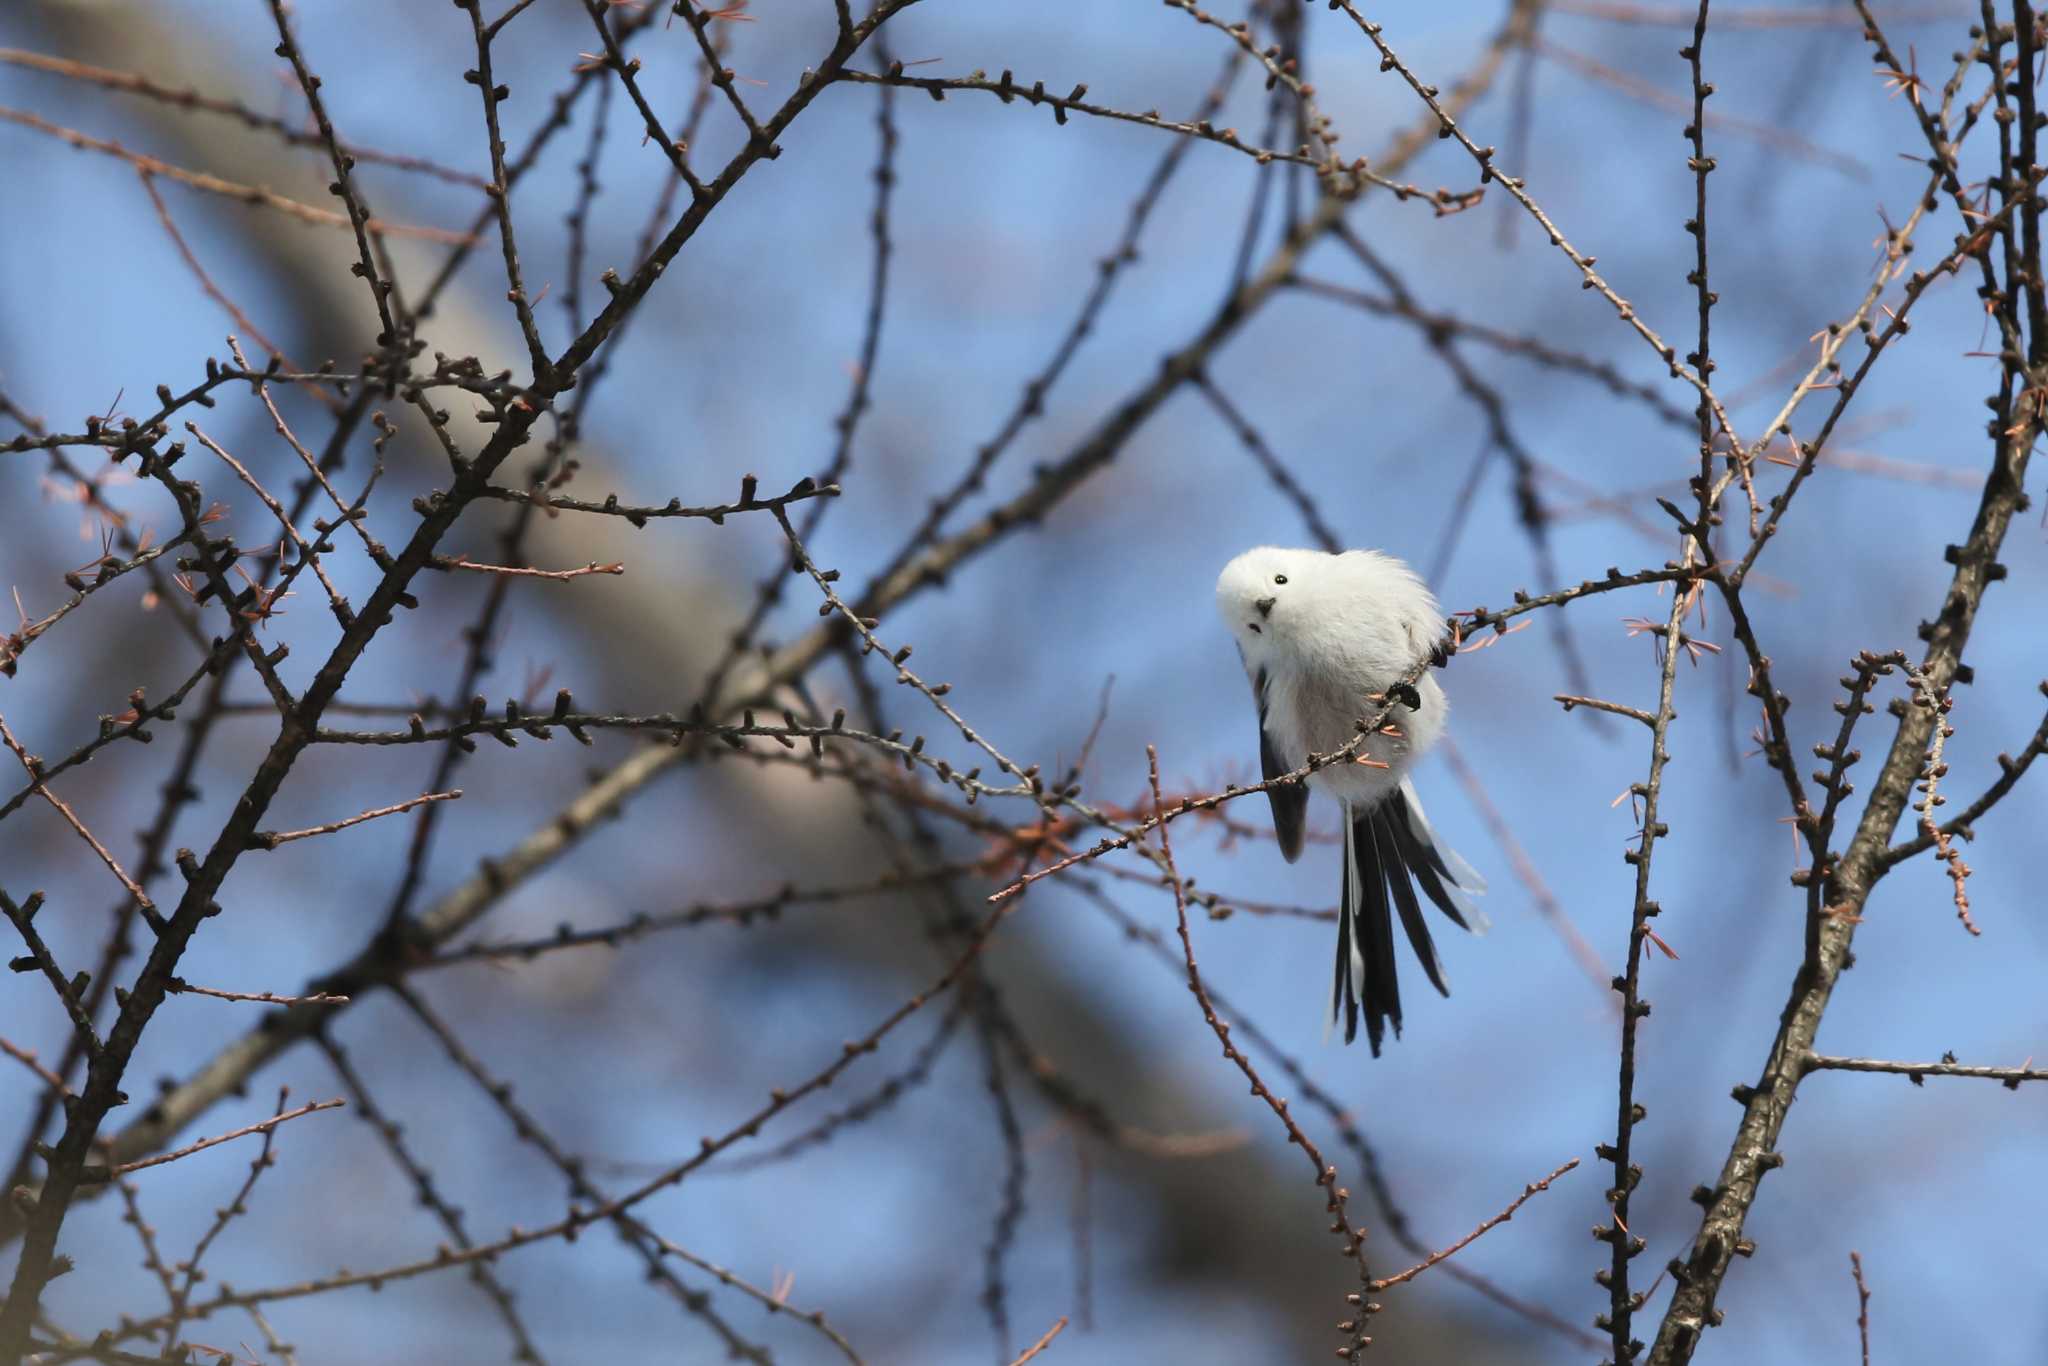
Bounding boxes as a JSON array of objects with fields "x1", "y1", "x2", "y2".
[{"x1": 1252, "y1": 665, "x2": 1307, "y2": 862}]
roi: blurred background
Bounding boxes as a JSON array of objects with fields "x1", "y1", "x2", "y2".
[{"x1": 1, "y1": 0, "x2": 2043, "y2": 1361}]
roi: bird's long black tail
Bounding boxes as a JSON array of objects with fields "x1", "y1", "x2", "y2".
[{"x1": 1333, "y1": 782, "x2": 1489, "y2": 1054}]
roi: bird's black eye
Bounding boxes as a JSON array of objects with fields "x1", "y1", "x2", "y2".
[{"x1": 1273, "y1": 574, "x2": 1288, "y2": 586}]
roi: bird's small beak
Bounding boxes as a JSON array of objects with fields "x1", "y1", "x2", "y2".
[{"x1": 1254, "y1": 596, "x2": 1276, "y2": 619}]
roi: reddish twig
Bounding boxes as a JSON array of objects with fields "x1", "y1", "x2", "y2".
[
  {"x1": 431, "y1": 554, "x2": 624, "y2": 581},
  {"x1": 105, "y1": 1098, "x2": 345, "y2": 1179},
  {"x1": 138, "y1": 174, "x2": 304, "y2": 379},
  {"x1": 1005, "y1": 1317, "x2": 1068, "y2": 1366},
  {"x1": 166, "y1": 981, "x2": 350, "y2": 1008},
  {"x1": 1903, "y1": 666, "x2": 1977, "y2": 934},
  {"x1": 0, "y1": 106, "x2": 475, "y2": 243},
  {"x1": 0, "y1": 713, "x2": 162, "y2": 932},
  {"x1": 1881, "y1": 687, "x2": 2048, "y2": 866},
  {"x1": 1369, "y1": 1158, "x2": 1579, "y2": 1289},
  {"x1": 1145, "y1": 747, "x2": 1376, "y2": 1355},
  {"x1": 248, "y1": 791, "x2": 461, "y2": 850},
  {"x1": 0, "y1": 1038, "x2": 70, "y2": 1098},
  {"x1": 1554, "y1": 694, "x2": 1658, "y2": 728},
  {"x1": 0, "y1": 47, "x2": 488, "y2": 188},
  {"x1": 161, "y1": 1087, "x2": 300, "y2": 1348},
  {"x1": 184, "y1": 422, "x2": 351, "y2": 621},
  {"x1": 223, "y1": 338, "x2": 387, "y2": 565}
]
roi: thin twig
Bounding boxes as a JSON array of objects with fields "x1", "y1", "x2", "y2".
[
  {"x1": 1005, "y1": 1318, "x2": 1068, "y2": 1366},
  {"x1": 165, "y1": 981, "x2": 350, "y2": 1008},
  {"x1": 162, "y1": 1087, "x2": 296, "y2": 1349},
  {"x1": 318, "y1": 1036, "x2": 546, "y2": 1360},
  {"x1": 249, "y1": 791, "x2": 460, "y2": 850},
  {"x1": 105, "y1": 1098, "x2": 344, "y2": 1178},
  {"x1": 1804, "y1": 1054, "x2": 2048, "y2": 1086},
  {"x1": 1903, "y1": 665, "x2": 1978, "y2": 933},
  {"x1": 0, "y1": 48, "x2": 488, "y2": 188},
  {"x1": 1145, "y1": 747, "x2": 1376, "y2": 1352},
  {"x1": 223, "y1": 337, "x2": 386, "y2": 565},
  {"x1": 1369, "y1": 1159, "x2": 1579, "y2": 1290},
  {"x1": 1881, "y1": 688, "x2": 2048, "y2": 865},
  {"x1": 0, "y1": 714, "x2": 162, "y2": 934},
  {"x1": 138, "y1": 175, "x2": 304, "y2": 381},
  {"x1": 468, "y1": 474, "x2": 837, "y2": 524},
  {"x1": 1555, "y1": 694, "x2": 1657, "y2": 727},
  {"x1": 459, "y1": 0, "x2": 551, "y2": 377},
  {"x1": 647, "y1": 1232, "x2": 865, "y2": 1364},
  {"x1": 0, "y1": 107, "x2": 476, "y2": 243},
  {"x1": 430, "y1": 555, "x2": 623, "y2": 581},
  {"x1": 0, "y1": 1039, "x2": 69, "y2": 1098},
  {"x1": 1850, "y1": 1252, "x2": 1871, "y2": 1366},
  {"x1": 265, "y1": 0, "x2": 407, "y2": 349}
]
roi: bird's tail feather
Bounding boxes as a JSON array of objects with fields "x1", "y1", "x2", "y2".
[
  {"x1": 1393, "y1": 778, "x2": 1491, "y2": 933},
  {"x1": 1331, "y1": 808, "x2": 1365, "y2": 1045},
  {"x1": 1332, "y1": 786, "x2": 1490, "y2": 1054}
]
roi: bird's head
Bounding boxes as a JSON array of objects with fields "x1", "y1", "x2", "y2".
[{"x1": 1215, "y1": 546, "x2": 1322, "y2": 650}]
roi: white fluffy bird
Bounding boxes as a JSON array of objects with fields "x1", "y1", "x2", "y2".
[{"x1": 1216, "y1": 547, "x2": 1488, "y2": 1053}]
